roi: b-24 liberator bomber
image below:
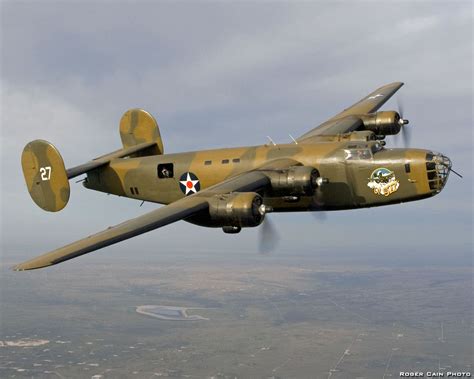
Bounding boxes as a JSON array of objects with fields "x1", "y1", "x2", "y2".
[{"x1": 15, "y1": 82, "x2": 457, "y2": 270}]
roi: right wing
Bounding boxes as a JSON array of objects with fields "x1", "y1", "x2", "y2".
[
  {"x1": 14, "y1": 158, "x2": 297, "y2": 271},
  {"x1": 298, "y1": 82, "x2": 403, "y2": 141}
]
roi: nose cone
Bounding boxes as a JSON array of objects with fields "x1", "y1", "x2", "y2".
[{"x1": 425, "y1": 152, "x2": 451, "y2": 194}]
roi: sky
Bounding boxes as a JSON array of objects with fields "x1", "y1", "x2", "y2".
[{"x1": 0, "y1": 1, "x2": 472, "y2": 268}]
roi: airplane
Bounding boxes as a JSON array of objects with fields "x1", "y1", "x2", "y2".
[{"x1": 14, "y1": 82, "x2": 458, "y2": 271}]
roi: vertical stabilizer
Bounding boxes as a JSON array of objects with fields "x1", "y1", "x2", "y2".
[
  {"x1": 119, "y1": 109, "x2": 164, "y2": 155},
  {"x1": 21, "y1": 140, "x2": 70, "y2": 212}
]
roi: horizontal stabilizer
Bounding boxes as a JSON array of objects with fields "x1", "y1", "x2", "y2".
[
  {"x1": 22, "y1": 140, "x2": 157, "y2": 212},
  {"x1": 66, "y1": 141, "x2": 156, "y2": 179}
]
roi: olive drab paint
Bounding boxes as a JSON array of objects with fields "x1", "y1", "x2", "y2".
[
  {"x1": 15, "y1": 82, "x2": 453, "y2": 271},
  {"x1": 119, "y1": 109, "x2": 164, "y2": 156},
  {"x1": 21, "y1": 140, "x2": 70, "y2": 212}
]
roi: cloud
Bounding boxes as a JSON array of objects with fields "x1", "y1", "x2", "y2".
[
  {"x1": 397, "y1": 15, "x2": 439, "y2": 35},
  {"x1": 1, "y1": 2, "x2": 472, "y2": 264}
]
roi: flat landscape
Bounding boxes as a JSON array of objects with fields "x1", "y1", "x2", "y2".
[{"x1": 1, "y1": 249, "x2": 472, "y2": 378}]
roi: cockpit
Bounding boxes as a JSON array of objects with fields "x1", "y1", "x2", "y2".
[{"x1": 344, "y1": 142, "x2": 384, "y2": 161}]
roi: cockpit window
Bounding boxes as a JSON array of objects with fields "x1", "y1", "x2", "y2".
[{"x1": 344, "y1": 148, "x2": 372, "y2": 160}]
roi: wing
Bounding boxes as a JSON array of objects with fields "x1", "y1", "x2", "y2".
[
  {"x1": 298, "y1": 82, "x2": 403, "y2": 141},
  {"x1": 13, "y1": 196, "x2": 208, "y2": 271},
  {"x1": 13, "y1": 158, "x2": 297, "y2": 271}
]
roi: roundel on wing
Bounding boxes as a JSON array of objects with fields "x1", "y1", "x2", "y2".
[{"x1": 179, "y1": 172, "x2": 201, "y2": 195}]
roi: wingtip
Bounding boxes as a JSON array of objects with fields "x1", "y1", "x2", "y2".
[
  {"x1": 386, "y1": 81, "x2": 404, "y2": 87},
  {"x1": 11, "y1": 260, "x2": 52, "y2": 271}
]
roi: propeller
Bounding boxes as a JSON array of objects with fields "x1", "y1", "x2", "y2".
[
  {"x1": 257, "y1": 175, "x2": 328, "y2": 254},
  {"x1": 309, "y1": 176, "x2": 328, "y2": 221},
  {"x1": 397, "y1": 98, "x2": 411, "y2": 147},
  {"x1": 258, "y1": 217, "x2": 279, "y2": 255}
]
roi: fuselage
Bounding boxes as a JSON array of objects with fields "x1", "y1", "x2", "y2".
[{"x1": 84, "y1": 140, "x2": 451, "y2": 213}]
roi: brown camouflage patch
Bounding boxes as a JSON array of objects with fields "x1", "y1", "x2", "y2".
[{"x1": 21, "y1": 140, "x2": 70, "y2": 212}]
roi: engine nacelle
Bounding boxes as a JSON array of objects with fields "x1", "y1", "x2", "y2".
[
  {"x1": 360, "y1": 111, "x2": 401, "y2": 136},
  {"x1": 208, "y1": 192, "x2": 265, "y2": 228},
  {"x1": 263, "y1": 166, "x2": 318, "y2": 196}
]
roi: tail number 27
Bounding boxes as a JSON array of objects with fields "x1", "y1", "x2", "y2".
[{"x1": 40, "y1": 166, "x2": 52, "y2": 181}]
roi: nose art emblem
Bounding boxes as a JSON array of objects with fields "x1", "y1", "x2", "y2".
[
  {"x1": 367, "y1": 168, "x2": 400, "y2": 196},
  {"x1": 179, "y1": 172, "x2": 201, "y2": 195}
]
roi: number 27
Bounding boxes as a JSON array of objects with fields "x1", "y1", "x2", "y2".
[{"x1": 40, "y1": 166, "x2": 52, "y2": 181}]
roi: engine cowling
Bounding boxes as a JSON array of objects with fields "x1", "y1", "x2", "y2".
[
  {"x1": 263, "y1": 166, "x2": 318, "y2": 196},
  {"x1": 360, "y1": 111, "x2": 401, "y2": 135},
  {"x1": 208, "y1": 192, "x2": 265, "y2": 228}
]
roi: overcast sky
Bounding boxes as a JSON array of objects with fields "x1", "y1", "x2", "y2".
[{"x1": 1, "y1": 1, "x2": 472, "y2": 268}]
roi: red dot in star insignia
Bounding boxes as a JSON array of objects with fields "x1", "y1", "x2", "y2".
[{"x1": 186, "y1": 181, "x2": 193, "y2": 188}]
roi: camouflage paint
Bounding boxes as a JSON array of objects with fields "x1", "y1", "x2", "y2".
[
  {"x1": 15, "y1": 82, "x2": 453, "y2": 270},
  {"x1": 21, "y1": 140, "x2": 70, "y2": 212},
  {"x1": 119, "y1": 109, "x2": 164, "y2": 155},
  {"x1": 84, "y1": 141, "x2": 444, "y2": 214}
]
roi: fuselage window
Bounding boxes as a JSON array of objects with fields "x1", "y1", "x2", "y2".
[
  {"x1": 222, "y1": 159, "x2": 229, "y2": 164},
  {"x1": 204, "y1": 160, "x2": 212, "y2": 165},
  {"x1": 158, "y1": 163, "x2": 174, "y2": 178},
  {"x1": 232, "y1": 158, "x2": 240, "y2": 163},
  {"x1": 405, "y1": 163, "x2": 411, "y2": 173}
]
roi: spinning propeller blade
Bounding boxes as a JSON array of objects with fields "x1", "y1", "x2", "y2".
[
  {"x1": 258, "y1": 217, "x2": 279, "y2": 254},
  {"x1": 397, "y1": 98, "x2": 411, "y2": 147}
]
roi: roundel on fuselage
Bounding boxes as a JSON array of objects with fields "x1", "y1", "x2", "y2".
[{"x1": 179, "y1": 172, "x2": 201, "y2": 195}]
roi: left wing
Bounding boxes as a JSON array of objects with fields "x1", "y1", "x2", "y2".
[
  {"x1": 14, "y1": 158, "x2": 297, "y2": 270},
  {"x1": 298, "y1": 82, "x2": 403, "y2": 141},
  {"x1": 13, "y1": 195, "x2": 209, "y2": 271}
]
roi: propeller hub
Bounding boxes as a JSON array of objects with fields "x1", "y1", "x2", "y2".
[
  {"x1": 258, "y1": 204, "x2": 273, "y2": 215},
  {"x1": 399, "y1": 118, "x2": 409, "y2": 126},
  {"x1": 315, "y1": 177, "x2": 329, "y2": 187}
]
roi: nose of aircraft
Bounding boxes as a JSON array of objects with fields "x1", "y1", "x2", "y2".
[{"x1": 425, "y1": 152, "x2": 452, "y2": 193}]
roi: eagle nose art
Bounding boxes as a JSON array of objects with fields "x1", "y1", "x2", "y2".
[{"x1": 425, "y1": 152, "x2": 451, "y2": 193}]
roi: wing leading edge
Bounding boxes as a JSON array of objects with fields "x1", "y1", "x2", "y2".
[
  {"x1": 298, "y1": 82, "x2": 404, "y2": 141},
  {"x1": 13, "y1": 196, "x2": 209, "y2": 271},
  {"x1": 13, "y1": 158, "x2": 297, "y2": 271}
]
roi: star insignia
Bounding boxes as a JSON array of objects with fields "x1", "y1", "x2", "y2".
[{"x1": 179, "y1": 172, "x2": 200, "y2": 195}]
